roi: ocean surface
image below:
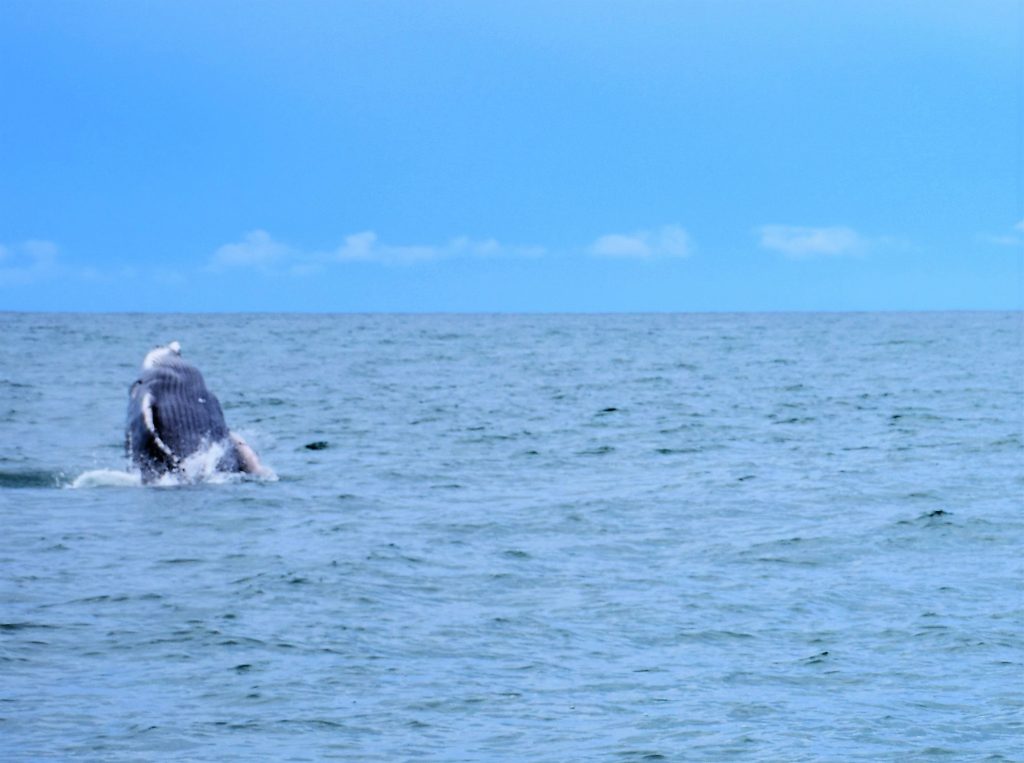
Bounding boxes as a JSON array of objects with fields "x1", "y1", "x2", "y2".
[{"x1": 1, "y1": 311, "x2": 1022, "y2": 761}]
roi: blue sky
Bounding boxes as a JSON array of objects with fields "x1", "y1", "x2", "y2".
[{"x1": 1, "y1": 1, "x2": 1022, "y2": 312}]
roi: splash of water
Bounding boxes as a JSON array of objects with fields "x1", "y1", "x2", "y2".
[
  {"x1": 69, "y1": 469, "x2": 143, "y2": 489},
  {"x1": 68, "y1": 441, "x2": 276, "y2": 489}
]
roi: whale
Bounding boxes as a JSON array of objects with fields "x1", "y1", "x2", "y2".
[{"x1": 126, "y1": 341, "x2": 266, "y2": 482}]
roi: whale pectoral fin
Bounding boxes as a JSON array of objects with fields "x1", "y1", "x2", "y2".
[
  {"x1": 229, "y1": 431, "x2": 267, "y2": 475},
  {"x1": 141, "y1": 391, "x2": 177, "y2": 465}
]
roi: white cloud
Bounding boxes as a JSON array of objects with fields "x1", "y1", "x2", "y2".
[
  {"x1": 981, "y1": 234, "x2": 1021, "y2": 246},
  {"x1": 210, "y1": 230, "x2": 546, "y2": 271},
  {"x1": 22, "y1": 239, "x2": 59, "y2": 261},
  {"x1": 333, "y1": 231, "x2": 440, "y2": 263},
  {"x1": 0, "y1": 239, "x2": 61, "y2": 286},
  {"x1": 210, "y1": 229, "x2": 292, "y2": 269},
  {"x1": 331, "y1": 231, "x2": 544, "y2": 264},
  {"x1": 334, "y1": 231, "x2": 379, "y2": 261},
  {"x1": 978, "y1": 219, "x2": 1024, "y2": 247},
  {"x1": 757, "y1": 225, "x2": 864, "y2": 258},
  {"x1": 589, "y1": 224, "x2": 692, "y2": 258},
  {"x1": 0, "y1": 242, "x2": 193, "y2": 290}
]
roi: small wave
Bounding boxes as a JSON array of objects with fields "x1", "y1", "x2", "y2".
[{"x1": 0, "y1": 469, "x2": 67, "y2": 488}]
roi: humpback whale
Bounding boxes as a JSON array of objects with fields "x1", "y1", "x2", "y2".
[{"x1": 126, "y1": 341, "x2": 266, "y2": 483}]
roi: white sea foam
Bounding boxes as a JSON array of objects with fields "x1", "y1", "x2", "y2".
[
  {"x1": 69, "y1": 441, "x2": 276, "y2": 488},
  {"x1": 69, "y1": 469, "x2": 143, "y2": 489},
  {"x1": 171, "y1": 440, "x2": 235, "y2": 485}
]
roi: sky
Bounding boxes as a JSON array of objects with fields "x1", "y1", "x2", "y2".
[{"x1": 1, "y1": 0, "x2": 1022, "y2": 312}]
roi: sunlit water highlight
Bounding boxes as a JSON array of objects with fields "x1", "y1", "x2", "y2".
[{"x1": 1, "y1": 312, "x2": 1022, "y2": 761}]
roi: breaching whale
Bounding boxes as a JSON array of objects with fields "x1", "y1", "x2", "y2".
[{"x1": 126, "y1": 341, "x2": 266, "y2": 482}]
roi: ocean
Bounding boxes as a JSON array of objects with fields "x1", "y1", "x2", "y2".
[{"x1": 1, "y1": 312, "x2": 1022, "y2": 761}]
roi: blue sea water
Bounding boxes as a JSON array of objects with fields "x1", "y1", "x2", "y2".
[{"x1": 1, "y1": 311, "x2": 1022, "y2": 761}]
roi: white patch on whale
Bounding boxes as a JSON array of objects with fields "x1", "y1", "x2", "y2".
[
  {"x1": 142, "y1": 340, "x2": 182, "y2": 370},
  {"x1": 140, "y1": 390, "x2": 175, "y2": 460}
]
